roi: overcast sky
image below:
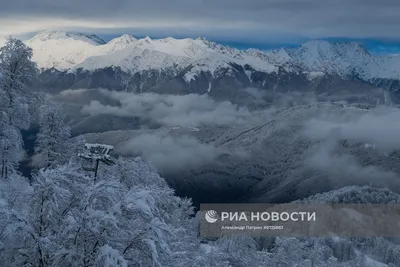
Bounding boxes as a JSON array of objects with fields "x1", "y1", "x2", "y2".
[{"x1": 1, "y1": 0, "x2": 400, "y2": 53}]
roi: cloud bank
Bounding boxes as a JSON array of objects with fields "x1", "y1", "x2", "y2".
[
  {"x1": 118, "y1": 132, "x2": 221, "y2": 174},
  {"x1": 81, "y1": 90, "x2": 259, "y2": 128},
  {"x1": 300, "y1": 107, "x2": 400, "y2": 192},
  {"x1": 304, "y1": 107, "x2": 400, "y2": 153}
]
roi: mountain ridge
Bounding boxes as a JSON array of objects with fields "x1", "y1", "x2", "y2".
[
  {"x1": 29, "y1": 30, "x2": 106, "y2": 45},
  {"x1": 25, "y1": 30, "x2": 400, "y2": 80},
  {"x1": 24, "y1": 31, "x2": 400, "y2": 100}
]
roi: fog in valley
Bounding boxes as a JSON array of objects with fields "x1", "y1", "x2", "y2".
[{"x1": 48, "y1": 88, "x2": 400, "y2": 209}]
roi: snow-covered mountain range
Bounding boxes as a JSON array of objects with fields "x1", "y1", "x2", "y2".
[
  {"x1": 26, "y1": 30, "x2": 400, "y2": 80},
  {"x1": 25, "y1": 30, "x2": 400, "y2": 101},
  {"x1": 25, "y1": 30, "x2": 278, "y2": 75}
]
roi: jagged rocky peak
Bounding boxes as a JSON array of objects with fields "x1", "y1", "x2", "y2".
[
  {"x1": 295, "y1": 40, "x2": 336, "y2": 58},
  {"x1": 160, "y1": 36, "x2": 176, "y2": 42},
  {"x1": 195, "y1": 36, "x2": 208, "y2": 41},
  {"x1": 130, "y1": 36, "x2": 153, "y2": 47},
  {"x1": 194, "y1": 38, "x2": 241, "y2": 58},
  {"x1": 296, "y1": 39, "x2": 371, "y2": 58},
  {"x1": 30, "y1": 30, "x2": 71, "y2": 41},
  {"x1": 143, "y1": 36, "x2": 152, "y2": 42},
  {"x1": 275, "y1": 47, "x2": 293, "y2": 59},
  {"x1": 194, "y1": 36, "x2": 217, "y2": 47},
  {"x1": 334, "y1": 41, "x2": 372, "y2": 58},
  {"x1": 333, "y1": 41, "x2": 369, "y2": 51},
  {"x1": 263, "y1": 47, "x2": 293, "y2": 62},
  {"x1": 29, "y1": 30, "x2": 106, "y2": 45},
  {"x1": 108, "y1": 34, "x2": 137, "y2": 45}
]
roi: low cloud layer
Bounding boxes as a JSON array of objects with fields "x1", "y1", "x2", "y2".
[
  {"x1": 302, "y1": 107, "x2": 400, "y2": 191},
  {"x1": 304, "y1": 107, "x2": 400, "y2": 153},
  {"x1": 118, "y1": 132, "x2": 220, "y2": 174},
  {"x1": 81, "y1": 90, "x2": 258, "y2": 128},
  {"x1": 306, "y1": 132, "x2": 399, "y2": 189},
  {"x1": 57, "y1": 89, "x2": 400, "y2": 195}
]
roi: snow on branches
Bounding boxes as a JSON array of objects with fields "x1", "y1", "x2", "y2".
[{"x1": 0, "y1": 37, "x2": 38, "y2": 178}]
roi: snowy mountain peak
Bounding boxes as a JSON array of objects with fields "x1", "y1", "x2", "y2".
[
  {"x1": 297, "y1": 40, "x2": 335, "y2": 56},
  {"x1": 197, "y1": 38, "x2": 217, "y2": 48},
  {"x1": 161, "y1": 37, "x2": 174, "y2": 41},
  {"x1": 289, "y1": 39, "x2": 382, "y2": 78},
  {"x1": 275, "y1": 47, "x2": 293, "y2": 60},
  {"x1": 108, "y1": 34, "x2": 137, "y2": 45},
  {"x1": 29, "y1": 30, "x2": 106, "y2": 45},
  {"x1": 143, "y1": 36, "x2": 152, "y2": 42},
  {"x1": 30, "y1": 30, "x2": 68, "y2": 41},
  {"x1": 26, "y1": 30, "x2": 108, "y2": 70},
  {"x1": 195, "y1": 36, "x2": 208, "y2": 41},
  {"x1": 298, "y1": 40, "x2": 370, "y2": 58}
]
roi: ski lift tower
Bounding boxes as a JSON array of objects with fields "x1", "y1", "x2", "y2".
[{"x1": 78, "y1": 143, "x2": 115, "y2": 180}]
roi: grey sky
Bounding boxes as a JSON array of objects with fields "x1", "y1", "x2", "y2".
[{"x1": 1, "y1": 0, "x2": 400, "y2": 44}]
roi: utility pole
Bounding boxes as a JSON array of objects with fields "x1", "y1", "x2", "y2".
[{"x1": 78, "y1": 143, "x2": 115, "y2": 181}]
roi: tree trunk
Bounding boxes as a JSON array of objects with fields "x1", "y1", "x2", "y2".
[{"x1": 1, "y1": 159, "x2": 4, "y2": 178}]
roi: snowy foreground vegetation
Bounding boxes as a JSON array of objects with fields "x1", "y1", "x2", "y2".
[{"x1": 1, "y1": 37, "x2": 400, "y2": 266}]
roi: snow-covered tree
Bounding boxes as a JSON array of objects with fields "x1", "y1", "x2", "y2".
[
  {"x1": 0, "y1": 125, "x2": 24, "y2": 178},
  {"x1": 0, "y1": 173, "x2": 35, "y2": 265},
  {"x1": 0, "y1": 156, "x2": 225, "y2": 266},
  {"x1": 1, "y1": 154, "x2": 399, "y2": 266},
  {"x1": 33, "y1": 102, "x2": 71, "y2": 169},
  {"x1": 94, "y1": 245, "x2": 128, "y2": 267},
  {"x1": 212, "y1": 236, "x2": 268, "y2": 266},
  {"x1": 0, "y1": 36, "x2": 36, "y2": 128},
  {"x1": 96, "y1": 157, "x2": 198, "y2": 266},
  {"x1": 0, "y1": 37, "x2": 37, "y2": 178},
  {"x1": 0, "y1": 37, "x2": 37, "y2": 99}
]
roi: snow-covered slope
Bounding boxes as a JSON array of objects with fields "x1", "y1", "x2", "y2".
[
  {"x1": 25, "y1": 30, "x2": 106, "y2": 70},
  {"x1": 286, "y1": 40, "x2": 400, "y2": 80},
  {"x1": 25, "y1": 31, "x2": 400, "y2": 81}
]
